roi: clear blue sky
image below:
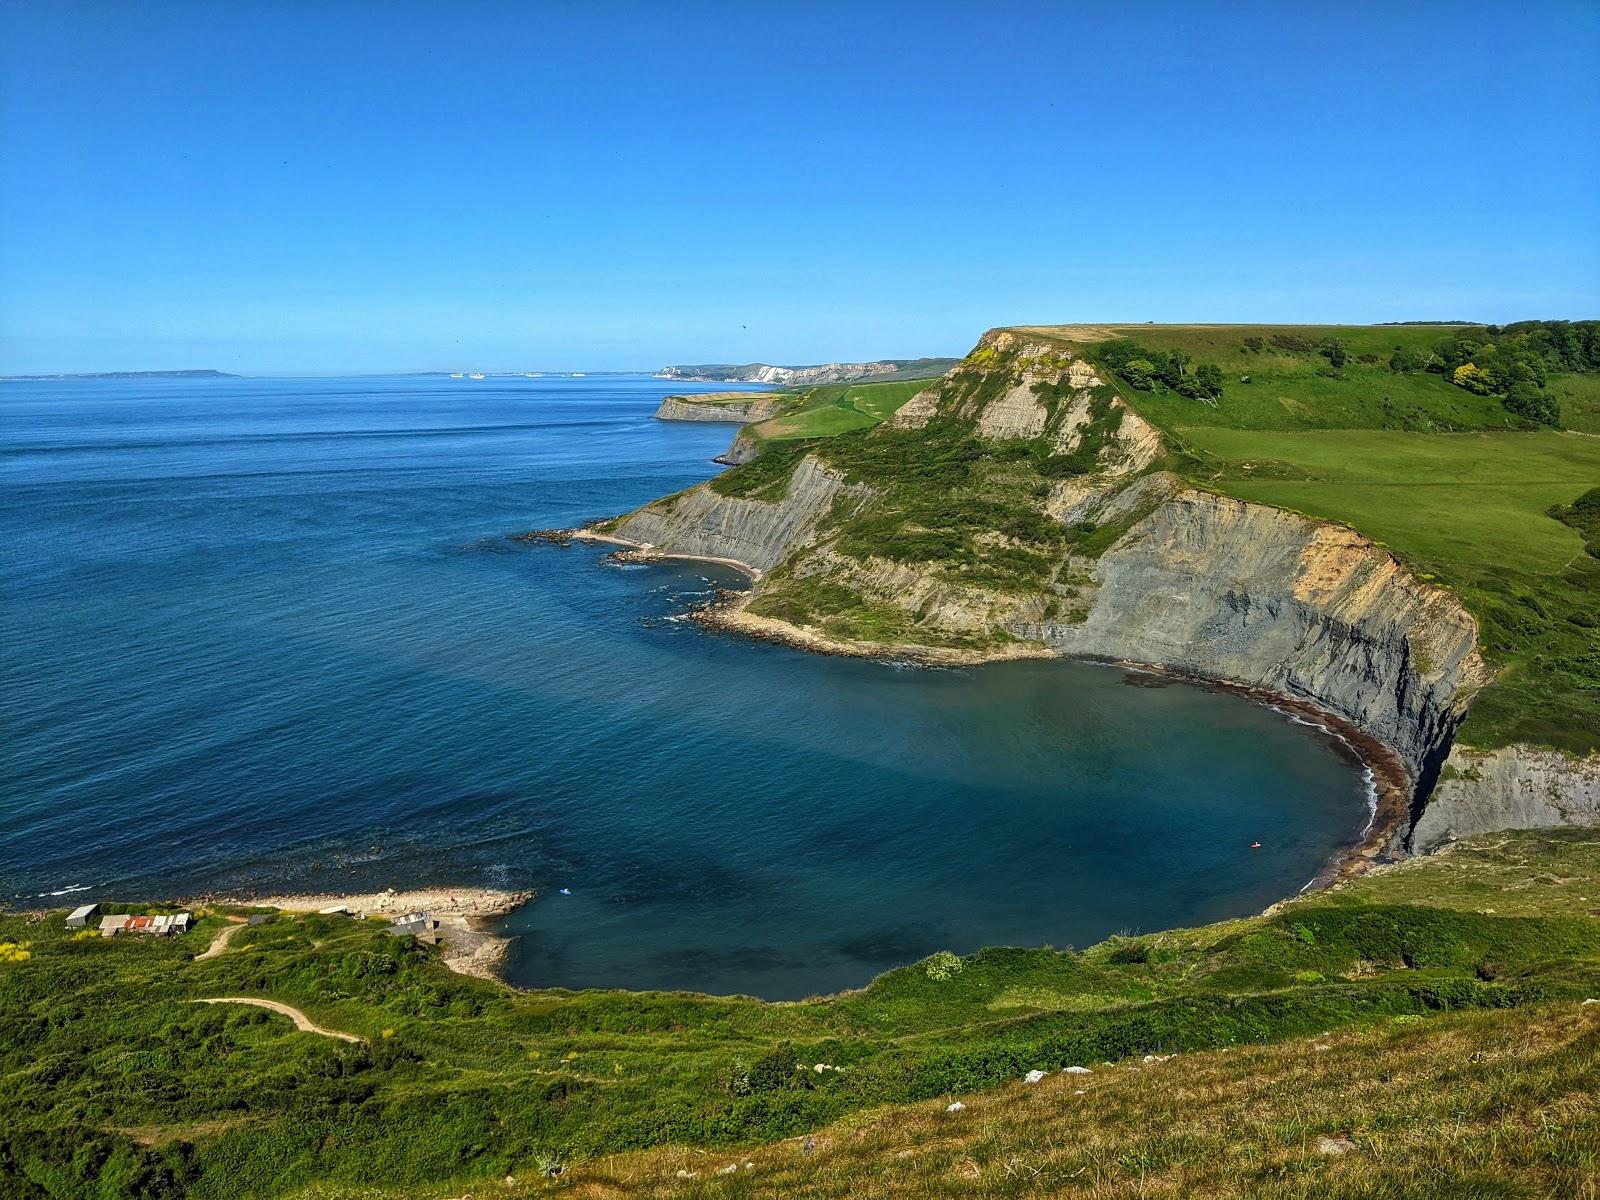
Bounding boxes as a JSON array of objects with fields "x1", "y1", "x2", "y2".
[{"x1": 2, "y1": 1, "x2": 1597, "y2": 375}]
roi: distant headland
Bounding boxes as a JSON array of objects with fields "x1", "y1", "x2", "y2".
[{"x1": 1, "y1": 368, "x2": 238, "y2": 381}]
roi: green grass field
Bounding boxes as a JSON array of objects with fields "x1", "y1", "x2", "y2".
[
  {"x1": 8, "y1": 832, "x2": 1596, "y2": 1199},
  {"x1": 750, "y1": 378, "x2": 929, "y2": 441}
]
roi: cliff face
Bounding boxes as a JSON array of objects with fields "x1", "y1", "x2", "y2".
[
  {"x1": 658, "y1": 358, "x2": 960, "y2": 385},
  {"x1": 1412, "y1": 746, "x2": 1600, "y2": 851},
  {"x1": 714, "y1": 429, "x2": 761, "y2": 466},
  {"x1": 598, "y1": 329, "x2": 1591, "y2": 850},
  {"x1": 1028, "y1": 488, "x2": 1489, "y2": 784},
  {"x1": 611, "y1": 456, "x2": 872, "y2": 574},
  {"x1": 653, "y1": 394, "x2": 785, "y2": 424}
]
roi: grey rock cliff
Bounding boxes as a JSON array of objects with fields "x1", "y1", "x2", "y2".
[
  {"x1": 611, "y1": 456, "x2": 871, "y2": 573},
  {"x1": 1031, "y1": 487, "x2": 1488, "y2": 784},
  {"x1": 654, "y1": 394, "x2": 785, "y2": 424},
  {"x1": 1412, "y1": 745, "x2": 1600, "y2": 851}
]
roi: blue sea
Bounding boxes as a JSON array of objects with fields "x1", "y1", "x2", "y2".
[{"x1": 0, "y1": 374, "x2": 1372, "y2": 998}]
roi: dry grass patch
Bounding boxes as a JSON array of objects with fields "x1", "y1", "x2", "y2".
[{"x1": 555, "y1": 1003, "x2": 1599, "y2": 1199}]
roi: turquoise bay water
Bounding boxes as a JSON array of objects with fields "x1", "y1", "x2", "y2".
[{"x1": 1, "y1": 375, "x2": 1371, "y2": 998}]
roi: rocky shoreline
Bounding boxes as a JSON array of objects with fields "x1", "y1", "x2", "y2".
[{"x1": 205, "y1": 886, "x2": 535, "y2": 982}]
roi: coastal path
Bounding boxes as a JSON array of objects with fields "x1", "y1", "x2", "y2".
[
  {"x1": 191, "y1": 997, "x2": 364, "y2": 1042},
  {"x1": 194, "y1": 918, "x2": 247, "y2": 960}
]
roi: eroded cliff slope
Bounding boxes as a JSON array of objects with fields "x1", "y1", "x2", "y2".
[{"x1": 599, "y1": 330, "x2": 1589, "y2": 849}]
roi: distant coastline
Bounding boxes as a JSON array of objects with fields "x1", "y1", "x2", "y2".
[{"x1": 1, "y1": 368, "x2": 237, "y2": 381}]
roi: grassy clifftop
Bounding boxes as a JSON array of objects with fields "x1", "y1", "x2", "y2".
[{"x1": 7, "y1": 832, "x2": 1596, "y2": 1197}]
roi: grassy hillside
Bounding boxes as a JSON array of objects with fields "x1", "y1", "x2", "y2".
[
  {"x1": 1023, "y1": 323, "x2": 1519, "y2": 432},
  {"x1": 1550, "y1": 371, "x2": 1600, "y2": 433},
  {"x1": 5, "y1": 833, "x2": 1599, "y2": 1198},
  {"x1": 544, "y1": 1003, "x2": 1600, "y2": 1199},
  {"x1": 745, "y1": 378, "x2": 930, "y2": 442}
]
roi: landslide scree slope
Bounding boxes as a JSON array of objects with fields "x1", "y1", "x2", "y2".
[
  {"x1": 602, "y1": 323, "x2": 1600, "y2": 848},
  {"x1": 3, "y1": 831, "x2": 1599, "y2": 1198}
]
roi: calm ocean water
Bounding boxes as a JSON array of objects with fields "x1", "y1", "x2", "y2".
[{"x1": 0, "y1": 375, "x2": 1371, "y2": 997}]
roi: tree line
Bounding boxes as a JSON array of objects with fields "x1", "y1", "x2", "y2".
[
  {"x1": 1095, "y1": 339, "x2": 1225, "y2": 403},
  {"x1": 1385, "y1": 320, "x2": 1599, "y2": 428}
]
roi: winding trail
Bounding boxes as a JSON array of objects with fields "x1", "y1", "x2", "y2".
[
  {"x1": 194, "y1": 919, "x2": 246, "y2": 960},
  {"x1": 191, "y1": 997, "x2": 363, "y2": 1042}
]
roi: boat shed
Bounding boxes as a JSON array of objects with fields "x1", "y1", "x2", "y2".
[{"x1": 66, "y1": 903, "x2": 99, "y2": 928}]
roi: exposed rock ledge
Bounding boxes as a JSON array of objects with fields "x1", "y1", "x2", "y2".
[
  {"x1": 610, "y1": 455, "x2": 870, "y2": 573},
  {"x1": 714, "y1": 429, "x2": 761, "y2": 466}
]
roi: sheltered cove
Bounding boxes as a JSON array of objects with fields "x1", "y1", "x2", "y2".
[{"x1": 563, "y1": 528, "x2": 1413, "y2": 896}]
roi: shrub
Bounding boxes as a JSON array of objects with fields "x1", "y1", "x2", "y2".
[
  {"x1": 925, "y1": 951, "x2": 964, "y2": 981},
  {"x1": 1503, "y1": 381, "x2": 1561, "y2": 428},
  {"x1": 1389, "y1": 346, "x2": 1428, "y2": 373},
  {"x1": 1121, "y1": 358, "x2": 1157, "y2": 390}
]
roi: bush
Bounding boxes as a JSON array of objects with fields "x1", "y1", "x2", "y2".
[
  {"x1": 1121, "y1": 358, "x2": 1156, "y2": 390},
  {"x1": 1503, "y1": 381, "x2": 1561, "y2": 428},
  {"x1": 1389, "y1": 346, "x2": 1428, "y2": 373}
]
